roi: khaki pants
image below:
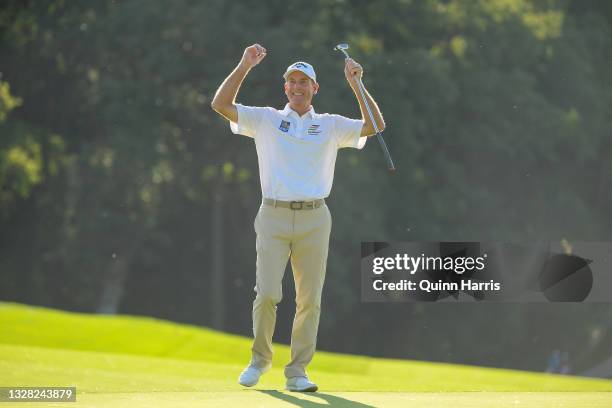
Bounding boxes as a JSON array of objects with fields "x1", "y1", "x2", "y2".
[{"x1": 250, "y1": 201, "x2": 332, "y2": 379}]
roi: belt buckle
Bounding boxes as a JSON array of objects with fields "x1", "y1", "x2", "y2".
[{"x1": 290, "y1": 201, "x2": 303, "y2": 210}]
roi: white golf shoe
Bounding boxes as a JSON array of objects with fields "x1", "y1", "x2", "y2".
[
  {"x1": 238, "y1": 364, "x2": 269, "y2": 387},
  {"x1": 285, "y1": 376, "x2": 318, "y2": 392}
]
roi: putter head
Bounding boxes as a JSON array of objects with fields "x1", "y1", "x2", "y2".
[
  {"x1": 334, "y1": 43, "x2": 349, "y2": 51},
  {"x1": 333, "y1": 43, "x2": 350, "y2": 58}
]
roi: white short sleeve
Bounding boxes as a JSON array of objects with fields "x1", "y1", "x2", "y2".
[
  {"x1": 332, "y1": 114, "x2": 367, "y2": 149},
  {"x1": 230, "y1": 104, "x2": 267, "y2": 138}
]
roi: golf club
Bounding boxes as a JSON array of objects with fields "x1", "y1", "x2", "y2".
[{"x1": 334, "y1": 43, "x2": 395, "y2": 172}]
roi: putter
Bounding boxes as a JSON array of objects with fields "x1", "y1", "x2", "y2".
[{"x1": 334, "y1": 43, "x2": 395, "y2": 172}]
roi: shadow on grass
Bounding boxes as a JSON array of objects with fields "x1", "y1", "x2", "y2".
[{"x1": 257, "y1": 389, "x2": 375, "y2": 407}]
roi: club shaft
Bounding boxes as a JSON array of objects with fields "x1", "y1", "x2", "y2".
[
  {"x1": 351, "y1": 60, "x2": 395, "y2": 170},
  {"x1": 355, "y1": 78, "x2": 380, "y2": 134},
  {"x1": 357, "y1": 79, "x2": 395, "y2": 171},
  {"x1": 337, "y1": 46, "x2": 395, "y2": 171}
]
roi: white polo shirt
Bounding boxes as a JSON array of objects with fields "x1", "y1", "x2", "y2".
[{"x1": 230, "y1": 103, "x2": 367, "y2": 201}]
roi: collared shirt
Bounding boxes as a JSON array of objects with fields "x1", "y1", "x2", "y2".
[{"x1": 230, "y1": 103, "x2": 366, "y2": 201}]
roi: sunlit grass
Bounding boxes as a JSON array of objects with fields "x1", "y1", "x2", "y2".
[{"x1": 1, "y1": 302, "x2": 612, "y2": 407}]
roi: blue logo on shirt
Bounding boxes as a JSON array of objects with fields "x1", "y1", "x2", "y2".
[{"x1": 279, "y1": 120, "x2": 291, "y2": 132}]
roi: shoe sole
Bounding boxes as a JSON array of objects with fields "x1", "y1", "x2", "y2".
[
  {"x1": 239, "y1": 380, "x2": 257, "y2": 387},
  {"x1": 286, "y1": 385, "x2": 318, "y2": 392}
]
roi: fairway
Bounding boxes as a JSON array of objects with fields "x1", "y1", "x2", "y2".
[{"x1": 1, "y1": 302, "x2": 612, "y2": 407}]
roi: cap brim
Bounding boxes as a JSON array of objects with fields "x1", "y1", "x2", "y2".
[{"x1": 283, "y1": 69, "x2": 317, "y2": 83}]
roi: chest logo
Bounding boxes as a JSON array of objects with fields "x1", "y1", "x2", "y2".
[
  {"x1": 279, "y1": 120, "x2": 291, "y2": 133},
  {"x1": 307, "y1": 124, "x2": 321, "y2": 135}
]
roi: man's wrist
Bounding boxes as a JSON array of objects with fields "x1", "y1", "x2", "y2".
[
  {"x1": 347, "y1": 77, "x2": 362, "y2": 86},
  {"x1": 348, "y1": 80, "x2": 360, "y2": 92},
  {"x1": 237, "y1": 61, "x2": 252, "y2": 74}
]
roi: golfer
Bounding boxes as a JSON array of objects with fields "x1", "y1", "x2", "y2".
[{"x1": 211, "y1": 43, "x2": 385, "y2": 392}]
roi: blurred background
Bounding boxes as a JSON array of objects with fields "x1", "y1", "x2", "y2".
[{"x1": 1, "y1": 0, "x2": 612, "y2": 377}]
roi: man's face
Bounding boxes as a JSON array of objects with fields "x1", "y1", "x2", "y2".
[{"x1": 284, "y1": 71, "x2": 319, "y2": 108}]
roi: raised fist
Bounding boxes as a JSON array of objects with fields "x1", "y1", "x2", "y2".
[
  {"x1": 344, "y1": 58, "x2": 363, "y2": 83},
  {"x1": 240, "y1": 44, "x2": 267, "y2": 69}
]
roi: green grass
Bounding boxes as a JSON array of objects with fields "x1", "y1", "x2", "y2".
[{"x1": 1, "y1": 302, "x2": 612, "y2": 407}]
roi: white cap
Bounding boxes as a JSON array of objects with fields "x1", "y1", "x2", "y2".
[{"x1": 283, "y1": 61, "x2": 317, "y2": 83}]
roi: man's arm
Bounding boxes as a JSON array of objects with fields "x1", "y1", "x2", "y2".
[
  {"x1": 211, "y1": 44, "x2": 267, "y2": 123},
  {"x1": 344, "y1": 58, "x2": 385, "y2": 137}
]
